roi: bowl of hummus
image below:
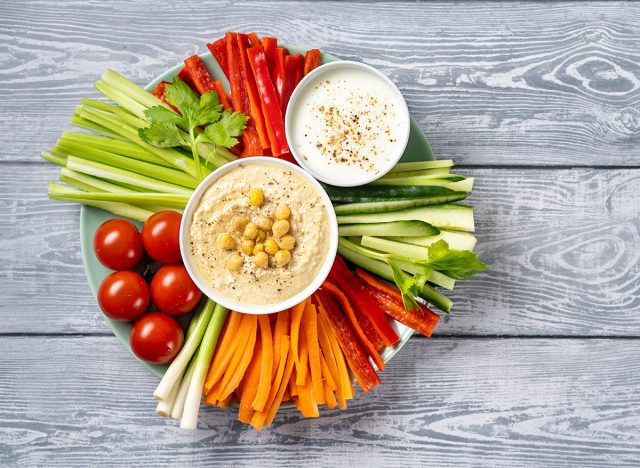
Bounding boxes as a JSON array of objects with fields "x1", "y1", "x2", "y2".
[{"x1": 180, "y1": 157, "x2": 338, "y2": 314}]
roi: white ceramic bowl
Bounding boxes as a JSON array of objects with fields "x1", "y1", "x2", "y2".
[
  {"x1": 285, "y1": 60, "x2": 410, "y2": 187},
  {"x1": 180, "y1": 157, "x2": 338, "y2": 315}
]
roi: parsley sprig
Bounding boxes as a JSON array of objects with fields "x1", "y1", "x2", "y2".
[{"x1": 139, "y1": 77, "x2": 248, "y2": 180}]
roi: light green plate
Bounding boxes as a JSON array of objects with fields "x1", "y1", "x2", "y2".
[{"x1": 80, "y1": 47, "x2": 435, "y2": 378}]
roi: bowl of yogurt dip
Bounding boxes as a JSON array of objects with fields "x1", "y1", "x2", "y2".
[
  {"x1": 180, "y1": 157, "x2": 338, "y2": 315},
  {"x1": 285, "y1": 61, "x2": 410, "y2": 187}
]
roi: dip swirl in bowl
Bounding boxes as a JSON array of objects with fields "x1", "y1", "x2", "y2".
[{"x1": 181, "y1": 158, "x2": 337, "y2": 314}]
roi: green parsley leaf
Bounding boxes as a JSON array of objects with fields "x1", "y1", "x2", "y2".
[
  {"x1": 143, "y1": 105, "x2": 182, "y2": 125},
  {"x1": 194, "y1": 91, "x2": 223, "y2": 126},
  {"x1": 138, "y1": 122, "x2": 186, "y2": 148},
  {"x1": 164, "y1": 77, "x2": 199, "y2": 116},
  {"x1": 421, "y1": 239, "x2": 488, "y2": 280},
  {"x1": 201, "y1": 110, "x2": 249, "y2": 148}
]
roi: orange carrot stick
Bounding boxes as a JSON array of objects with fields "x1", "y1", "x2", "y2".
[
  {"x1": 272, "y1": 310, "x2": 290, "y2": 379},
  {"x1": 252, "y1": 314, "x2": 274, "y2": 412},
  {"x1": 324, "y1": 385, "x2": 337, "y2": 409},
  {"x1": 304, "y1": 302, "x2": 325, "y2": 405},
  {"x1": 295, "y1": 312, "x2": 309, "y2": 386},
  {"x1": 265, "y1": 348, "x2": 296, "y2": 426},
  {"x1": 238, "y1": 337, "x2": 262, "y2": 424},
  {"x1": 290, "y1": 299, "x2": 306, "y2": 379},
  {"x1": 215, "y1": 314, "x2": 257, "y2": 400},
  {"x1": 204, "y1": 311, "x2": 242, "y2": 393},
  {"x1": 288, "y1": 371, "x2": 298, "y2": 398},
  {"x1": 217, "y1": 393, "x2": 233, "y2": 408},
  {"x1": 320, "y1": 353, "x2": 337, "y2": 391},
  {"x1": 250, "y1": 336, "x2": 290, "y2": 430},
  {"x1": 295, "y1": 374, "x2": 319, "y2": 418},
  {"x1": 218, "y1": 319, "x2": 258, "y2": 400}
]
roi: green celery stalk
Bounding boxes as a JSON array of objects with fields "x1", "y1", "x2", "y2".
[
  {"x1": 49, "y1": 186, "x2": 190, "y2": 209},
  {"x1": 181, "y1": 302, "x2": 227, "y2": 429},
  {"x1": 70, "y1": 113, "x2": 123, "y2": 139},
  {"x1": 387, "y1": 160, "x2": 453, "y2": 173},
  {"x1": 41, "y1": 151, "x2": 67, "y2": 167},
  {"x1": 101, "y1": 69, "x2": 165, "y2": 110},
  {"x1": 65, "y1": 156, "x2": 192, "y2": 195},
  {"x1": 59, "y1": 168, "x2": 137, "y2": 193},
  {"x1": 56, "y1": 141, "x2": 199, "y2": 189},
  {"x1": 82, "y1": 98, "x2": 150, "y2": 129},
  {"x1": 94, "y1": 81, "x2": 148, "y2": 118}
]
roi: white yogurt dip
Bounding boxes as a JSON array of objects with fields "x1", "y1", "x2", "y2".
[{"x1": 286, "y1": 61, "x2": 410, "y2": 186}]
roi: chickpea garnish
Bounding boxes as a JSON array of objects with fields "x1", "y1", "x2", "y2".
[
  {"x1": 256, "y1": 229, "x2": 267, "y2": 242},
  {"x1": 231, "y1": 215, "x2": 250, "y2": 233},
  {"x1": 253, "y1": 251, "x2": 269, "y2": 268},
  {"x1": 272, "y1": 219, "x2": 290, "y2": 238},
  {"x1": 217, "y1": 233, "x2": 236, "y2": 250},
  {"x1": 255, "y1": 216, "x2": 273, "y2": 231},
  {"x1": 241, "y1": 239, "x2": 255, "y2": 255},
  {"x1": 276, "y1": 234, "x2": 296, "y2": 251},
  {"x1": 244, "y1": 222, "x2": 258, "y2": 240},
  {"x1": 264, "y1": 238, "x2": 279, "y2": 255},
  {"x1": 248, "y1": 187, "x2": 264, "y2": 206},
  {"x1": 225, "y1": 252, "x2": 243, "y2": 271},
  {"x1": 275, "y1": 204, "x2": 291, "y2": 220},
  {"x1": 253, "y1": 242, "x2": 264, "y2": 255},
  {"x1": 274, "y1": 249, "x2": 291, "y2": 267}
]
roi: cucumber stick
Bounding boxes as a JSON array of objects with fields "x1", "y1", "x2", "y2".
[
  {"x1": 333, "y1": 192, "x2": 467, "y2": 215},
  {"x1": 337, "y1": 204, "x2": 475, "y2": 232},
  {"x1": 338, "y1": 220, "x2": 439, "y2": 237},
  {"x1": 371, "y1": 176, "x2": 474, "y2": 192},
  {"x1": 337, "y1": 239, "x2": 452, "y2": 312},
  {"x1": 391, "y1": 230, "x2": 477, "y2": 251},
  {"x1": 323, "y1": 184, "x2": 466, "y2": 204},
  {"x1": 381, "y1": 167, "x2": 451, "y2": 179},
  {"x1": 388, "y1": 159, "x2": 453, "y2": 173}
]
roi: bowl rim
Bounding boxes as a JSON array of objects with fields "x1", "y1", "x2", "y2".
[
  {"x1": 179, "y1": 156, "x2": 339, "y2": 314},
  {"x1": 284, "y1": 60, "x2": 410, "y2": 187}
]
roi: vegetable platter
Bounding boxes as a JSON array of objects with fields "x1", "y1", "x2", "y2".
[{"x1": 42, "y1": 31, "x2": 486, "y2": 431}]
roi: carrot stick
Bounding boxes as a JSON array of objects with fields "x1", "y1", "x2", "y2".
[
  {"x1": 204, "y1": 390, "x2": 218, "y2": 406},
  {"x1": 295, "y1": 374, "x2": 319, "y2": 418},
  {"x1": 288, "y1": 371, "x2": 298, "y2": 398},
  {"x1": 320, "y1": 353, "x2": 337, "y2": 391},
  {"x1": 290, "y1": 299, "x2": 306, "y2": 379},
  {"x1": 250, "y1": 336, "x2": 290, "y2": 430},
  {"x1": 295, "y1": 312, "x2": 309, "y2": 386},
  {"x1": 252, "y1": 314, "x2": 274, "y2": 412},
  {"x1": 237, "y1": 337, "x2": 262, "y2": 424},
  {"x1": 324, "y1": 385, "x2": 337, "y2": 410},
  {"x1": 272, "y1": 310, "x2": 290, "y2": 379},
  {"x1": 304, "y1": 302, "x2": 325, "y2": 405},
  {"x1": 265, "y1": 347, "x2": 296, "y2": 426},
  {"x1": 322, "y1": 281, "x2": 385, "y2": 371},
  {"x1": 215, "y1": 314, "x2": 257, "y2": 400},
  {"x1": 217, "y1": 393, "x2": 233, "y2": 408},
  {"x1": 204, "y1": 311, "x2": 242, "y2": 394},
  {"x1": 218, "y1": 318, "x2": 258, "y2": 400}
]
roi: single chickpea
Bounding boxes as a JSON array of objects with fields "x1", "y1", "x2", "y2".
[
  {"x1": 241, "y1": 239, "x2": 255, "y2": 255},
  {"x1": 276, "y1": 234, "x2": 296, "y2": 251},
  {"x1": 216, "y1": 233, "x2": 236, "y2": 250},
  {"x1": 264, "y1": 238, "x2": 279, "y2": 255},
  {"x1": 253, "y1": 242, "x2": 264, "y2": 255},
  {"x1": 248, "y1": 188, "x2": 264, "y2": 206},
  {"x1": 244, "y1": 222, "x2": 258, "y2": 240},
  {"x1": 253, "y1": 251, "x2": 269, "y2": 268},
  {"x1": 275, "y1": 204, "x2": 291, "y2": 220},
  {"x1": 272, "y1": 219, "x2": 290, "y2": 238},
  {"x1": 225, "y1": 252, "x2": 243, "y2": 271},
  {"x1": 256, "y1": 229, "x2": 267, "y2": 243},
  {"x1": 274, "y1": 249, "x2": 291, "y2": 267},
  {"x1": 230, "y1": 215, "x2": 250, "y2": 233},
  {"x1": 255, "y1": 216, "x2": 273, "y2": 231}
]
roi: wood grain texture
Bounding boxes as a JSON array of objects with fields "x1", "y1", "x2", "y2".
[
  {"x1": 1, "y1": 336, "x2": 639, "y2": 467},
  {"x1": 2, "y1": 163, "x2": 638, "y2": 335},
  {"x1": 1, "y1": 1, "x2": 640, "y2": 166}
]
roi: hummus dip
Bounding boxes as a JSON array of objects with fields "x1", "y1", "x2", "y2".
[{"x1": 187, "y1": 161, "x2": 331, "y2": 306}]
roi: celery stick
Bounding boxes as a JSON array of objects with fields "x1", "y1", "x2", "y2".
[
  {"x1": 60, "y1": 168, "x2": 136, "y2": 193},
  {"x1": 51, "y1": 189, "x2": 190, "y2": 209},
  {"x1": 70, "y1": 114, "x2": 122, "y2": 139},
  {"x1": 170, "y1": 358, "x2": 197, "y2": 421},
  {"x1": 82, "y1": 98, "x2": 150, "y2": 129},
  {"x1": 56, "y1": 141, "x2": 199, "y2": 189},
  {"x1": 181, "y1": 303, "x2": 227, "y2": 429},
  {"x1": 41, "y1": 151, "x2": 66, "y2": 167},
  {"x1": 154, "y1": 300, "x2": 215, "y2": 401},
  {"x1": 59, "y1": 131, "x2": 173, "y2": 168},
  {"x1": 381, "y1": 167, "x2": 451, "y2": 179},
  {"x1": 101, "y1": 69, "x2": 165, "y2": 110},
  {"x1": 66, "y1": 156, "x2": 192, "y2": 195},
  {"x1": 388, "y1": 160, "x2": 453, "y2": 173},
  {"x1": 48, "y1": 184, "x2": 153, "y2": 221},
  {"x1": 94, "y1": 81, "x2": 148, "y2": 119}
]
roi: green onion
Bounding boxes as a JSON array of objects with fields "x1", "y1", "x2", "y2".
[{"x1": 169, "y1": 358, "x2": 197, "y2": 421}]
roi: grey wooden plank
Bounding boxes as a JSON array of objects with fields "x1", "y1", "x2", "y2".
[
  {"x1": 2, "y1": 163, "x2": 639, "y2": 335},
  {"x1": 0, "y1": 336, "x2": 638, "y2": 467},
  {"x1": 1, "y1": 1, "x2": 640, "y2": 166}
]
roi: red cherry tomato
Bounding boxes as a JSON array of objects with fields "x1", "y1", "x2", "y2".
[
  {"x1": 93, "y1": 219, "x2": 144, "y2": 270},
  {"x1": 130, "y1": 312, "x2": 184, "y2": 364},
  {"x1": 141, "y1": 211, "x2": 182, "y2": 263},
  {"x1": 150, "y1": 264, "x2": 202, "y2": 315},
  {"x1": 97, "y1": 271, "x2": 150, "y2": 321}
]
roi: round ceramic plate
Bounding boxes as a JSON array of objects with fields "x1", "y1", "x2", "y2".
[{"x1": 80, "y1": 46, "x2": 436, "y2": 377}]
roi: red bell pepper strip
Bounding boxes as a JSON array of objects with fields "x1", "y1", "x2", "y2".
[
  {"x1": 321, "y1": 280, "x2": 384, "y2": 371},
  {"x1": 237, "y1": 33, "x2": 271, "y2": 152},
  {"x1": 177, "y1": 67, "x2": 196, "y2": 90},
  {"x1": 261, "y1": 37, "x2": 278, "y2": 72},
  {"x1": 279, "y1": 152, "x2": 298, "y2": 166},
  {"x1": 247, "y1": 32, "x2": 262, "y2": 47},
  {"x1": 207, "y1": 37, "x2": 229, "y2": 78},
  {"x1": 213, "y1": 80, "x2": 232, "y2": 110},
  {"x1": 303, "y1": 49, "x2": 321, "y2": 75},
  {"x1": 281, "y1": 54, "x2": 303, "y2": 115},
  {"x1": 330, "y1": 257, "x2": 400, "y2": 346},
  {"x1": 247, "y1": 46, "x2": 289, "y2": 156},
  {"x1": 151, "y1": 81, "x2": 180, "y2": 114},
  {"x1": 225, "y1": 32, "x2": 262, "y2": 156},
  {"x1": 315, "y1": 291, "x2": 380, "y2": 393},
  {"x1": 271, "y1": 48, "x2": 287, "y2": 105},
  {"x1": 183, "y1": 55, "x2": 218, "y2": 94},
  {"x1": 355, "y1": 268, "x2": 441, "y2": 337}
]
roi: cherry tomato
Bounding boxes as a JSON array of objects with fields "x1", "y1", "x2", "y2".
[
  {"x1": 93, "y1": 219, "x2": 144, "y2": 271},
  {"x1": 150, "y1": 264, "x2": 202, "y2": 315},
  {"x1": 130, "y1": 312, "x2": 184, "y2": 364},
  {"x1": 141, "y1": 211, "x2": 182, "y2": 263},
  {"x1": 97, "y1": 271, "x2": 150, "y2": 321}
]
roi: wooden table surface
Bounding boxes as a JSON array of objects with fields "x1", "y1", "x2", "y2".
[{"x1": 2, "y1": 1, "x2": 639, "y2": 466}]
